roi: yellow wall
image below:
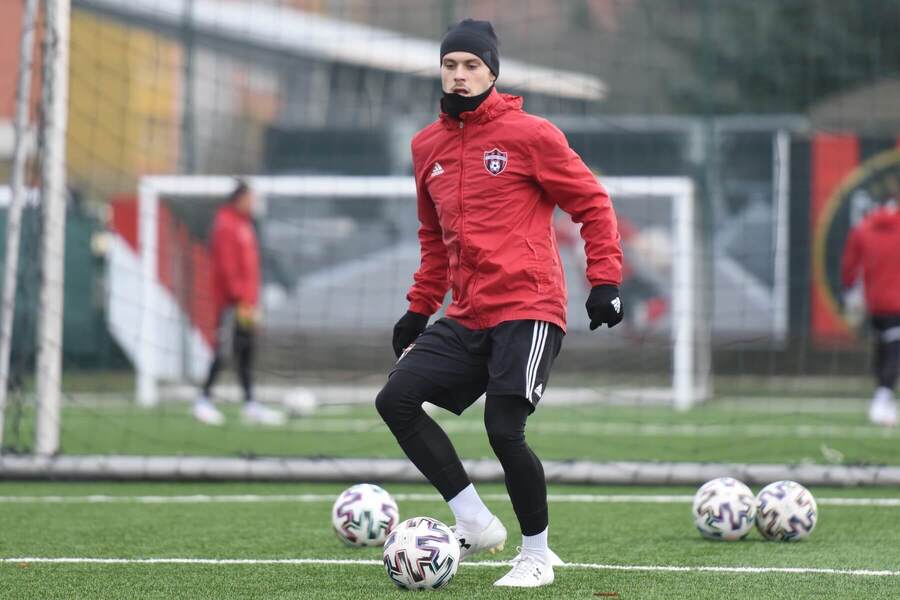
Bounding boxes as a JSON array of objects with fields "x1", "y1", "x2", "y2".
[{"x1": 68, "y1": 9, "x2": 182, "y2": 195}]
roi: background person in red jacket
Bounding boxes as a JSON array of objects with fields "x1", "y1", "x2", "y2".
[
  {"x1": 842, "y1": 199, "x2": 900, "y2": 427},
  {"x1": 374, "y1": 20, "x2": 623, "y2": 588},
  {"x1": 193, "y1": 181, "x2": 285, "y2": 427}
]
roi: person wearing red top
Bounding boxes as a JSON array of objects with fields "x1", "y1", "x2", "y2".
[
  {"x1": 841, "y1": 200, "x2": 900, "y2": 427},
  {"x1": 374, "y1": 20, "x2": 623, "y2": 588},
  {"x1": 193, "y1": 181, "x2": 285, "y2": 427}
]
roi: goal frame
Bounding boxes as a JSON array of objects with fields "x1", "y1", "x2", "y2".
[{"x1": 131, "y1": 175, "x2": 706, "y2": 409}]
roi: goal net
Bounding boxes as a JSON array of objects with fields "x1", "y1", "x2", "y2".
[{"x1": 4, "y1": 0, "x2": 898, "y2": 486}]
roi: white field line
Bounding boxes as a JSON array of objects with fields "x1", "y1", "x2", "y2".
[
  {"x1": 2, "y1": 493, "x2": 899, "y2": 507},
  {"x1": 1, "y1": 557, "x2": 897, "y2": 577},
  {"x1": 53, "y1": 405, "x2": 900, "y2": 438},
  {"x1": 715, "y1": 398, "x2": 869, "y2": 414},
  {"x1": 65, "y1": 392, "x2": 871, "y2": 414},
  {"x1": 51, "y1": 403, "x2": 900, "y2": 437},
  {"x1": 274, "y1": 418, "x2": 899, "y2": 439}
]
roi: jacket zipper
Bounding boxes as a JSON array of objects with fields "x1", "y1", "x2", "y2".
[
  {"x1": 457, "y1": 120, "x2": 465, "y2": 245},
  {"x1": 456, "y1": 120, "x2": 485, "y2": 327}
]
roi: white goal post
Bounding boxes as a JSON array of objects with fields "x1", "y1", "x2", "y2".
[{"x1": 125, "y1": 175, "x2": 706, "y2": 409}]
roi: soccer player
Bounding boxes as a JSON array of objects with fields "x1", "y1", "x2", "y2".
[
  {"x1": 841, "y1": 199, "x2": 900, "y2": 427},
  {"x1": 193, "y1": 181, "x2": 286, "y2": 426},
  {"x1": 375, "y1": 19, "x2": 623, "y2": 588}
]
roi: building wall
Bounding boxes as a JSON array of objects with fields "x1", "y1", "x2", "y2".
[
  {"x1": 0, "y1": 1, "x2": 43, "y2": 167},
  {"x1": 67, "y1": 9, "x2": 182, "y2": 195}
]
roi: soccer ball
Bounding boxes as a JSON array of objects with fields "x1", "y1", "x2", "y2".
[
  {"x1": 331, "y1": 484, "x2": 399, "y2": 547},
  {"x1": 692, "y1": 477, "x2": 757, "y2": 540},
  {"x1": 755, "y1": 480, "x2": 818, "y2": 541},
  {"x1": 383, "y1": 517, "x2": 460, "y2": 590},
  {"x1": 283, "y1": 387, "x2": 318, "y2": 417}
]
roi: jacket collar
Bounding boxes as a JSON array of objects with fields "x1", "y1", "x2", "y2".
[
  {"x1": 222, "y1": 204, "x2": 252, "y2": 223},
  {"x1": 439, "y1": 87, "x2": 522, "y2": 129}
]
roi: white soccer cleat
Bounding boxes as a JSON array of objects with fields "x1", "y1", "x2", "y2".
[
  {"x1": 452, "y1": 515, "x2": 507, "y2": 561},
  {"x1": 493, "y1": 548, "x2": 555, "y2": 587},
  {"x1": 192, "y1": 399, "x2": 225, "y2": 426},
  {"x1": 242, "y1": 401, "x2": 287, "y2": 426},
  {"x1": 869, "y1": 387, "x2": 897, "y2": 427},
  {"x1": 512, "y1": 546, "x2": 564, "y2": 567},
  {"x1": 869, "y1": 397, "x2": 897, "y2": 427}
]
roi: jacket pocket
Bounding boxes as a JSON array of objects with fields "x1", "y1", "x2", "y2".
[{"x1": 524, "y1": 238, "x2": 550, "y2": 293}]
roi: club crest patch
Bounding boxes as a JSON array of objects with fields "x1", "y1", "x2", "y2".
[{"x1": 483, "y1": 148, "x2": 508, "y2": 176}]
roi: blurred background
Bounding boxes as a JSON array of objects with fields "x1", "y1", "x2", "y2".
[{"x1": 1, "y1": 0, "x2": 899, "y2": 478}]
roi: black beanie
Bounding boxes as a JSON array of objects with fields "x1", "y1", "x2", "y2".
[{"x1": 440, "y1": 19, "x2": 500, "y2": 78}]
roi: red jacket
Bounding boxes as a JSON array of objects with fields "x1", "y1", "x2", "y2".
[
  {"x1": 407, "y1": 89, "x2": 622, "y2": 332},
  {"x1": 841, "y1": 206, "x2": 900, "y2": 316},
  {"x1": 210, "y1": 204, "x2": 260, "y2": 318}
]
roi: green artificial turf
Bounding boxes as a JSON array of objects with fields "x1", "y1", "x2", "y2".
[
  {"x1": 1, "y1": 482, "x2": 898, "y2": 599},
  {"x1": 8, "y1": 399, "x2": 894, "y2": 465}
]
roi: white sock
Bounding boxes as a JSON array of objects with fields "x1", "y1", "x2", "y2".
[
  {"x1": 522, "y1": 526, "x2": 549, "y2": 560},
  {"x1": 448, "y1": 484, "x2": 493, "y2": 530},
  {"x1": 196, "y1": 395, "x2": 211, "y2": 406}
]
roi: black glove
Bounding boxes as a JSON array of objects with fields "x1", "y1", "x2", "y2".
[
  {"x1": 585, "y1": 285, "x2": 623, "y2": 330},
  {"x1": 392, "y1": 311, "x2": 429, "y2": 357}
]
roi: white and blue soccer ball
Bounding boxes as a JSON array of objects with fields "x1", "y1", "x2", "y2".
[
  {"x1": 383, "y1": 517, "x2": 460, "y2": 590},
  {"x1": 755, "y1": 480, "x2": 818, "y2": 542},
  {"x1": 692, "y1": 477, "x2": 757, "y2": 540},
  {"x1": 331, "y1": 483, "x2": 399, "y2": 547}
]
